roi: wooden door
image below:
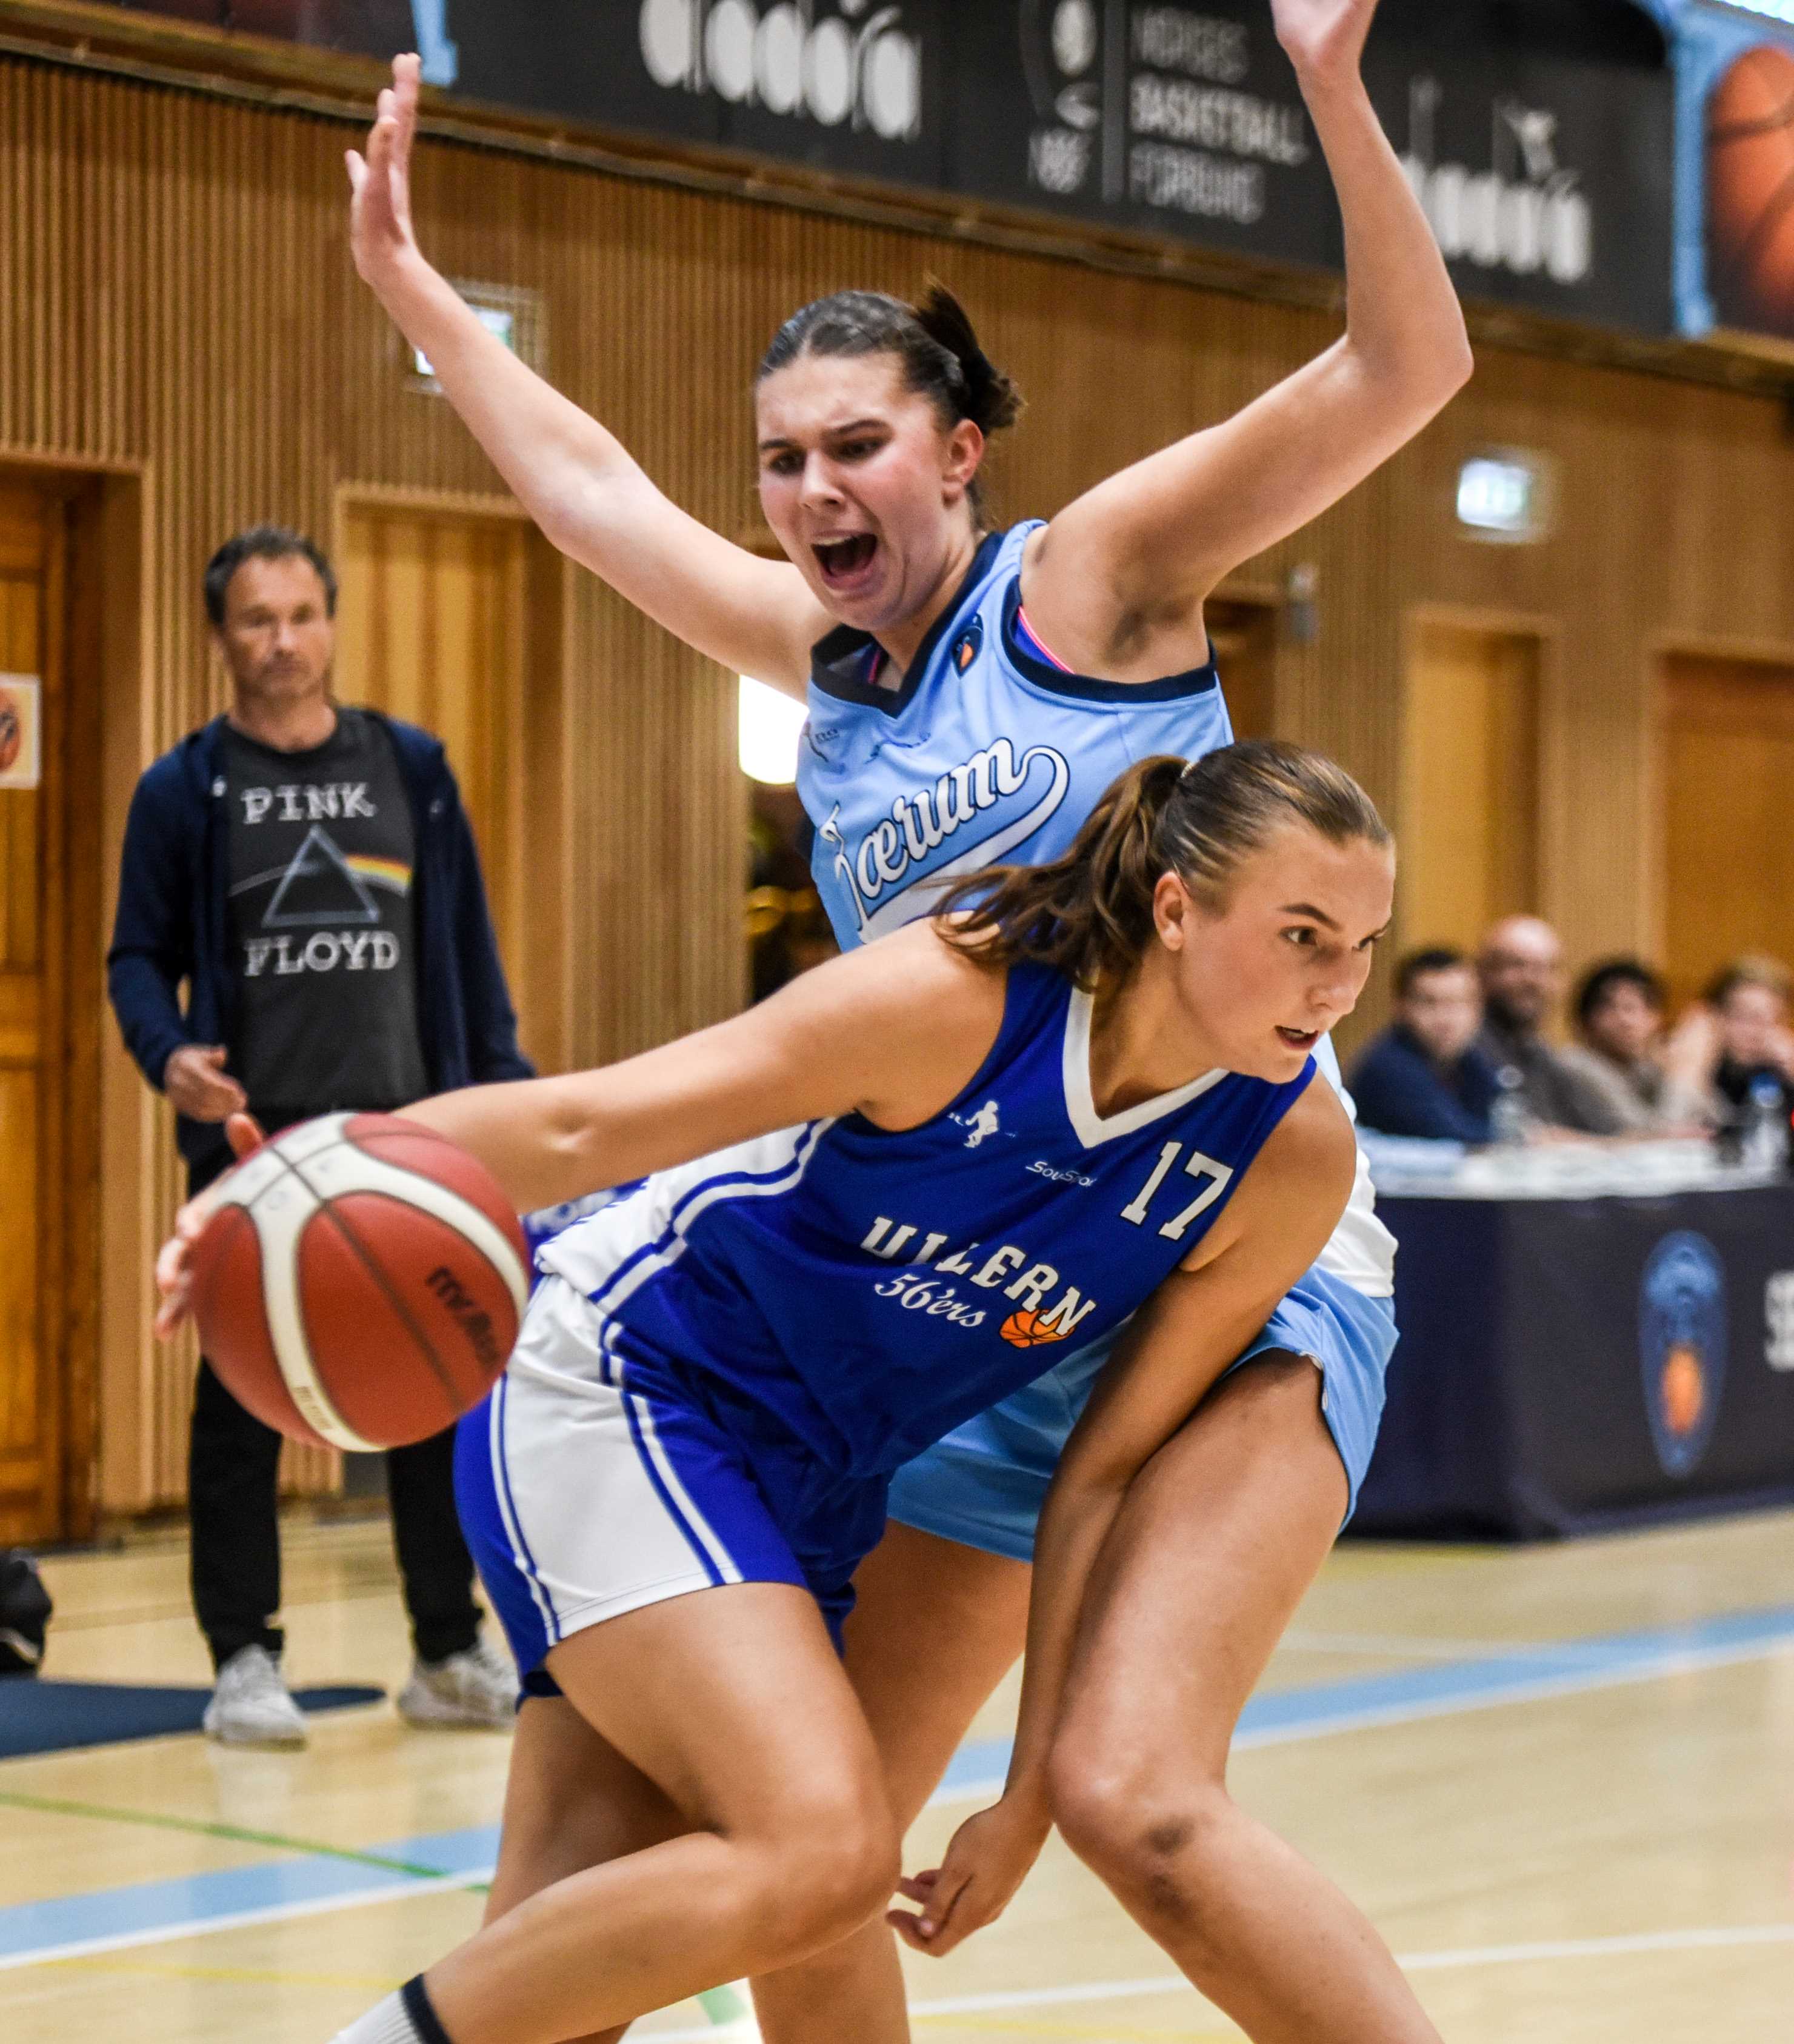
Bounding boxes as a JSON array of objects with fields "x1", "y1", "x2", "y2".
[
  {"x1": 0, "y1": 484, "x2": 76, "y2": 1543},
  {"x1": 1661, "y1": 652, "x2": 1794, "y2": 1013},
  {"x1": 1208, "y1": 599, "x2": 1277, "y2": 741},
  {"x1": 1401, "y1": 620, "x2": 1542, "y2": 953},
  {"x1": 335, "y1": 503, "x2": 531, "y2": 1037}
]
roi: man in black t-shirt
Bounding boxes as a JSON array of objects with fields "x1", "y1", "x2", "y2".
[
  {"x1": 108, "y1": 528, "x2": 532, "y2": 1746},
  {"x1": 222, "y1": 705, "x2": 431, "y2": 1122}
]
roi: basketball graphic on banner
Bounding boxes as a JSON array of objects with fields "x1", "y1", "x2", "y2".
[
  {"x1": 1706, "y1": 45, "x2": 1794, "y2": 338},
  {"x1": 0, "y1": 689, "x2": 19, "y2": 774},
  {"x1": 1639, "y1": 1231, "x2": 1727, "y2": 1480}
]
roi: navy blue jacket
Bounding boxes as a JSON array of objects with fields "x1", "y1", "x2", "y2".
[
  {"x1": 1350, "y1": 1025, "x2": 1503, "y2": 1145},
  {"x1": 107, "y1": 711, "x2": 533, "y2": 1173}
]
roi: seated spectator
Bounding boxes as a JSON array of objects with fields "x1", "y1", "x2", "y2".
[
  {"x1": 1666, "y1": 955, "x2": 1794, "y2": 1137},
  {"x1": 1476, "y1": 916, "x2": 1619, "y2": 1136},
  {"x1": 1559, "y1": 959, "x2": 1709, "y2": 1137},
  {"x1": 1351, "y1": 948, "x2": 1504, "y2": 1142}
]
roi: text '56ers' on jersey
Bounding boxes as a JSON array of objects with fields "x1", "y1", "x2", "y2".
[
  {"x1": 800, "y1": 523, "x2": 1232, "y2": 948},
  {"x1": 536, "y1": 964, "x2": 1313, "y2": 1478}
]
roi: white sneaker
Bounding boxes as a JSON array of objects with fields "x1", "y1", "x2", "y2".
[
  {"x1": 395, "y1": 1634, "x2": 516, "y2": 1729},
  {"x1": 203, "y1": 1645, "x2": 308, "y2": 1748}
]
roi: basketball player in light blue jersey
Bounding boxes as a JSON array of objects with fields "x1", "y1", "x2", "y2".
[
  {"x1": 163, "y1": 745, "x2": 1440, "y2": 2043},
  {"x1": 344, "y1": 4, "x2": 1467, "y2": 2036}
]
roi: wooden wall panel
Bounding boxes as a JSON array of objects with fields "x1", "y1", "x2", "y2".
[
  {"x1": 1399, "y1": 620, "x2": 1542, "y2": 957},
  {"x1": 1, "y1": 50, "x2": 1793, "y2": 1510},
  {"x1": 1660, "y1": 653, "x2": 1794, "y2": 1014}
]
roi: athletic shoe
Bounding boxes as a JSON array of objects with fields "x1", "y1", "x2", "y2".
[
  {"x1": 203, "y1": 1645, "x2": 308, "y2": 1748},
  {"x1": 395, "y1": 1634, "x2": 516, "y2": 1729}
]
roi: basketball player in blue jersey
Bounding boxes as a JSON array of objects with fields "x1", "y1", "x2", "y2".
[
  {"x1": 164, "y1": 745, "x2": 1440, "y2": 2043},
  {"x1": 343, "y1": 6, "x2": 1465, "y2": 2036}
]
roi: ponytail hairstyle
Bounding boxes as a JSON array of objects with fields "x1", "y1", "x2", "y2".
[
  {"x1": 756, "y1": 284, "x2": 1023, "y2": 519},
  {"x1": 942, "y1": 742, "x2": 1392, "y2": 990}
]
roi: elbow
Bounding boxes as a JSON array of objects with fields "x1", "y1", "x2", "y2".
[
  {"x1": 1350, "y1": 337, "x2": 1473, "y2": 451},
  {"x1": 525, "y1": 493, "x2": 584, "y2": 561},
  {"x1": 1426, "y1": 299, "x2": 1476, "y2": 405},
  {"x1": 1349, "y1": 309, "x2": 1474, "y2": 427},
  {"x1": 1400, "y1": 328, "x2": 1475, "y2": 421},
  {"x1": 545, "y1": 1090, "x2": 609, "y2": 1193}
]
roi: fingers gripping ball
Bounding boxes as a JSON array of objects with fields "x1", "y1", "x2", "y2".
[{"x1": 190, "y1": 1114, "x2": 529, "y2": 1451}]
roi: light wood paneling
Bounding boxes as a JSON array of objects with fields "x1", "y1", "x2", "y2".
[
  {"x1": 335, "y1": 494, "x2": 575, "y2": 1076},
  {"x1": 1400, "y1": 619, "x2": 1542, "y2": 956},
  {"x1": 0, "y1": 476, "x2": 91, "y2": 1542},
  {"x1": 1206, "y1": 598, "x2": 1278, "y2": 742},
  {"x1": 336, "y1": 501, "x2": 527, "y2": 1013},
  {"x1": 1660, "y1": 651, "x2": 1794, "y2": 1013}
]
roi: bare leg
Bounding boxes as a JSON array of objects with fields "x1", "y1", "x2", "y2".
[
  {"x1": 1046, "y1": 1356, "x2": 1442, "y2": 2044},
  {"x1": 750, "y1": 1523, "x2": 1031, "y2": 2044},
  {"x1": 474, "y1": 1694, "x2": 686, "y2": 2044},
  {"x1": 421, "y1": 1582, "x2": 901, "y2": 2044}
]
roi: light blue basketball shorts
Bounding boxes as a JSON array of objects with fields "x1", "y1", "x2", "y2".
[{"x1": 885, "y1": 1266, "x2": 1397, "y2": 1563}]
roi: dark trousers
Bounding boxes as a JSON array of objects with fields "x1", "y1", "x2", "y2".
[{"x1": 187, "y1": 1145, "x2": 482, "y2": 1673}]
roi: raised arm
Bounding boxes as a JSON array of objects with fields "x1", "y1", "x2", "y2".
[
  {"x1": 890, "y1": 1079, "x2": 1357, "y2": 1954},
  {"x1": 1022, "y1": 0, "x2": 1472, "y2": 679},
  {"x1": 347, "y1": 58, "x2": 832, "y2": 696}
]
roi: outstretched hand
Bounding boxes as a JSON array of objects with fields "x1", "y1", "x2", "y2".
[
  {"x1": 886, "y1": 1799, "x2": 1050, "y2": 1960},
  {"x1": 1271, "y1": 0, "x2": 1378, "y2": 82},
  {"x1": 153, "y1": 1113, "x2": 267, "y2": 1341},
  {"x1": 347, "y1": 53, "x2": 425, "y2": 289}
]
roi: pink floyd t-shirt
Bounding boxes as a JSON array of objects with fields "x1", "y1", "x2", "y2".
[{"x1": 222, "y1": 710, "x2": 428, "y2": 1119}]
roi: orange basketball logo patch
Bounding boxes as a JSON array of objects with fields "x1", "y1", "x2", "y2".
[
  {"x1": 1001, "y1": 1309, "x2": 1064, "y2": 1350},
  {"x1": 1660, "y1": 1343, "x2": 1706, "y2": 1439}
]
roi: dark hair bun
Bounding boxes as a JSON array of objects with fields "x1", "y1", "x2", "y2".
[{"x1": 915, "y1": 284, "x2": 1024, "y2": 437}]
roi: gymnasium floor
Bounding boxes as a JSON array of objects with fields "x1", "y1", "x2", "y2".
[{"x1": 2, "y1": 1510, "x2": 1791, "y2": 2043}]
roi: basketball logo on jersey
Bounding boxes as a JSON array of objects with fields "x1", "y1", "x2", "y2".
[
  {"x1": 955, "y1": 1100, "x2": 1002, "y2": 1148},
  {"x1": 952, "y1": 619, "x2": 984, "y2": 673},
  {"x1": 819, "y1": 737, "x2": 1072, "y2": 941}
]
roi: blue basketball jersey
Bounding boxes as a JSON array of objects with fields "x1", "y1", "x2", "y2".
[
  {"x1": 536, "y1": 962, "x2": 1313, "y2": 1479},
  {"x1": 801, "y1": 522, "x2": 1233, "y2": 948}
]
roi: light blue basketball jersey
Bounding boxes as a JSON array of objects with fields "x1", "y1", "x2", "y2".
[
  {"x1": 801, "y1": 522, "x2": 1234, "y2": 948},
  {"x1": 536, "y1": 963, "x2": 1313, "y2": 1479}
]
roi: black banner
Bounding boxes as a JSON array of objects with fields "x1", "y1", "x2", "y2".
[
  {"x1": 1356, "y1": 1187, "x2": 1794, "y2": 1540},
  {"x1": 112, "y1": 2, "x2": 1677, "y2": 335}
]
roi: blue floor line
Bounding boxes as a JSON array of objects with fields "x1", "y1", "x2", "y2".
[
  {"x1": 0, "y1": 1826, "x2": 499, "y2": 1965},
  {"x1": 6, "y1": 1602, "x2": 1794, "y2": 1968}
]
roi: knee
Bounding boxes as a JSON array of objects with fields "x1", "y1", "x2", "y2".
[
  {"x1": 1047, "y1": 1737, "x2": 1230, "y2": 1930},
  {"x1": 760, "y1": 1788, "x2": 901, "y2": 1952}
]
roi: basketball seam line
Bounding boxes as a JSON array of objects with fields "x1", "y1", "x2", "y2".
[
  {"x1": 1709, "y1": 98, "x2": 1794, "y2": 146},
  {"x1": 1722, "y1": 159, "x2": 1794, "y2": 296},
  {"x1": 208, "y1": 1145, "x2": 338, "y2": 1445},
  {"x1": 282, "y1": 1134, "x2": 469, "y2": 1428}
]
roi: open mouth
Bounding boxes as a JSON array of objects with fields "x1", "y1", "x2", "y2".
[
  {"x1": 814, "y1": 534, "x2": 879, "y2": 585},
  {"x1": 1277, "y1": 1027, "x2": 1321, "y2": 1052}
]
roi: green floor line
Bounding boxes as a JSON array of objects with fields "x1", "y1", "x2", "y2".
[
  {"x1": 698, "y1": 1984, "x2": 749, "y2": 2025},
  {"x1": 0, "y1": 1789, "x2": 489, "y2": 1891}
]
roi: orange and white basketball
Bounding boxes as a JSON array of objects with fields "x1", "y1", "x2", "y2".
[{"x1": 189, "y1": 1114, "x2": 529, "y2": 1451}]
